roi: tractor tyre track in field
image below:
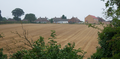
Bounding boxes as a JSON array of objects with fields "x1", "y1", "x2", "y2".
[{"x1": 0, "y1": 24, "x2": 100, "y2": 59}]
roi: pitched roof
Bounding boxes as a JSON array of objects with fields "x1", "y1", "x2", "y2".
[
  {"x1": 35, "y1": 17, "x2": 49, "y2": 22},
  {"x1": 68, "y1": 17, "x2": 82, "y2": 23},
  {"x1": 97, "y1": 17, "x2": 105, "y2": 22},
  {"x1": 52, "y1": 18, "x2": 69, "y2": 22},
  {"x1": 89, "y1": 15, "x2": 98, "y2": 19}
]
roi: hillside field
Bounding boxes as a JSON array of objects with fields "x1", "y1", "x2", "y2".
[{"x1": 0, "y1": 24, "x2": 102, "y2": 59}]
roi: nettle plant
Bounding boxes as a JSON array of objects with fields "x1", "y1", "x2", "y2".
[{"x1": 10, "y1": 30, "x2": 86, "y2": 59}]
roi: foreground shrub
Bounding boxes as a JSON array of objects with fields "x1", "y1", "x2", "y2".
[
  {"x1": 0, "y1": 48, "x2": 7, "y2": 59},
  {"x1": 0, "y1": 34, "x2": 7, "y2": 59},
  {"x1": 10, "y1": 30, "x2": 86, "y2": 59},
  {"x1": 88, "y1": 22, "x2": 120, "y2": 59},
  {"x1": 88, "y1": 0, "x2": 120, "y2": 58}
]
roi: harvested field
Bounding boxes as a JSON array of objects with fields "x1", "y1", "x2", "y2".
[{"x1": 0, "y1": 24, "x2": 102, "y2": 59}]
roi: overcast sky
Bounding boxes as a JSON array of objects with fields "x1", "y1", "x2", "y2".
[{"x1": 0, "y1": 0, "x2": 106, "y2": 21}]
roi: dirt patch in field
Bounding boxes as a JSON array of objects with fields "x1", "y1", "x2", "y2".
[{"x1": 0, "y1": 24, "x2": 103, "y2": 59}]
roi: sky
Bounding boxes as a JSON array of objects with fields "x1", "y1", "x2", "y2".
[{"x1": 0, "y1": 0, "x2": 106, "y2": 21}]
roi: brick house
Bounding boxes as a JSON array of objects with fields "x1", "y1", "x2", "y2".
[
  {"x1": 68, "y1": 17, "x2": 82, "y2": 23},
  {"x1": 34, "y1": 17, "x2": 49, "y2": 23},
  {"x1": 85, "y1": 15, "x2": 98, "y2": 24}
]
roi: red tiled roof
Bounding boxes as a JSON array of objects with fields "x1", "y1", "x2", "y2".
[{"x1": 89, "y1": 15, "x2": 98, "y2": 19}]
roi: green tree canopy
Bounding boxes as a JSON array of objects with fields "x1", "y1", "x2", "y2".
[
  {"x1": 12, "y1": 8, "x2": 24, "y2": 21},
  {"x1": 102, "y1": 0, "x2": 120, "y2": 18},
  {"x1": 61, "y1": 15, "x2": 67, "y2": 19},
  {"x1": 2, "y1": 17, "x2": 7, "y2": 21},
  {"x1": 24, "y1": 13, "x2": 37, "y2": 22},
  {"x1": 49, "y1": 19, "x2": 53, "y2": 23},
  {"x1": 0, "y1": 10, "x2": 3, "y2": 21}
]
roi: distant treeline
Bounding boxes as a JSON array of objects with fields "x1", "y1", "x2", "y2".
[{"x1": 0, "y1": 21, "x2": 30, "y2": 24}]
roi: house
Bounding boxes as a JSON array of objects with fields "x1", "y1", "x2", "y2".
[
  {"x1": 34, "y1": 17, "x2": 49, "y2": 23},
  {"x1": 97, "y1": 17, "x2": 105, "y2": 22},
  {"x1": 52, "y1": 17, "x2": 69, "y2": 23},
  {"x1": 22, "y1": 19, "x2": 28, "y2": 22},
  {"x1": 68, "y1": 17, "x2": 82, "y2": 24},
  {"x1": 85, "y1": 15, "x2": 99, "y2": 24},
  {"x1": 7, "y1": 18, "x2": 17, "y2": 22}
]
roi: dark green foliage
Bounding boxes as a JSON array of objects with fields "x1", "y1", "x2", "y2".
[
  {"x1": 10, "y1": 30, "x2": 86, "y2": 59},
  {"x1": 88, "y1": 0, "x2": 120, "y2": 59},
  {"x1": 0, "y1": 21, "x2": 30, "y2": 24},
  {"x1": 0, "y1": 34, "x2": 7, "y2": 59},
  {"x1": 88, "y1": 20, "x2": 120, "y2": 59},
  {"x1": 102, "y1": 0, "x2": 120, "y2": 18},
  {"x1": 0, "y1": 48, "x2": 7, "y2": 59},
  {"x1": 0, "y1": 10, "x2": 3, "y2": 21},
  {"x1": 61, "y1": 15, "x2": 67, "y2": 19},
  {"x1": 2, "y1": 17, "x2": 7, "y2": 21},
  {"x1": 12, "y1": 8, "x2": 24, "y2": 21},
  {"x1": 49, "y1": 19, "x2": 53, "y2": 23},
  {"x1": 12, "y1": 8, "x2": 24, "y2": 18},
  {"x1": 24, "y1": 13, "x2": 37, "y2": 22},
  {"x1": 13, "y1": 17, "x2": 21, "y2": 21}
]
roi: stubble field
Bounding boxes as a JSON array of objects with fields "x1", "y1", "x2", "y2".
[{"x1": 0, "y1": 24, "x2": 102, "y2": 59}]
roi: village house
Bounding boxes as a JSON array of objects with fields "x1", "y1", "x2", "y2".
[
  {"x1": 97, "y1": 17, "x2": 110, "y2": 24},
  {"x1": 52, "y1": 17, "x2": 69, "y2": 23},
  {"x1": 7, "y1": 18, "x2": 17, "y2": 22},
  {"x1": 34, "y1": 17, "x2": 49, "y2": 23},
  {"x1": 68, "y1": 17, "x2": 82, "y2": 24},
  {"x1": 22, "y1": 19, "x2": 28, "y2": 22},
  {"x1": 97, "y1": 17, "x2": 105, "y2": 22},
  {"x1": 85, "y1": 15, "x2": 99, "y2": 24}
]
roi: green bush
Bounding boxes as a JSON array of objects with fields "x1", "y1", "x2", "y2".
[
  {"x1": 0, "y1": 34, "x2": 7, "y2": 59},
  {"x1": 0, "y1": 48, "x2": 7, "y2": 59},
  {"x1": 88, "y1": 0, "x2": 120, "y2": 58},
  {"x1": 88, "y1": 21, "x2": 120, "y2": 59}
]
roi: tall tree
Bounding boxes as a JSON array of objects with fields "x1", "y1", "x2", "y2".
[
  {"x1": 102, "y1": 0, "x2": 120, "y2": 26},
  {"x1": 0, "y1": 10, "x2": 3, "y2": 21},
  {"x1": 102, "y1": 0, "x2": 120, "y2": 18},
  {"x1": 24, "y1": 13, "x2": 36, "y2": 22},
  {"x1": 61, "y1": 15, "x2": 67, "y2": 19},
  {"x1": 12, "y1": 8, "x2": 24, "y2": 21}
]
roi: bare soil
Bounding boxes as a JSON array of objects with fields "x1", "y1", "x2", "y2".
[{"x1": 0, "y1": 24, "x2": 102, "y2": 59}]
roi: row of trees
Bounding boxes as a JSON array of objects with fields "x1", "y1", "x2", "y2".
[{"x1": 0, "y1": 8, "x2": 67, "y2": 23}]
